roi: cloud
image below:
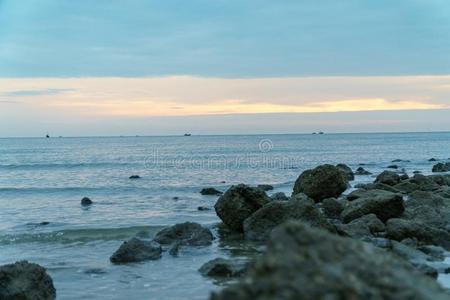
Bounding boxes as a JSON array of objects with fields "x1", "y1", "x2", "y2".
[{"x1": 1, "y1": 88, "x2": 74, "y2": 97}]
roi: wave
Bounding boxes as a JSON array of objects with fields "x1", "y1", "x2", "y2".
[
  {"x1": 0, "y1": 162, "x2": 140, "y2": 171},
  {"x1": 0, "y1": 225, "x2": 165, "y2": 245}
]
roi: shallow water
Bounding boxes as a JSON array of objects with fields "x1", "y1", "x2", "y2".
[{"x1": 1, "y1": 133, "x2": 450, "y2": 299}]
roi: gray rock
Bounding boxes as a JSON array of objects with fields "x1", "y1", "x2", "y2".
[
  {"x1": 386, "y1": 218, "x2": 450, "y2": 250},
  {"x1": 214, "y1": 184, "x2": 271, "y2": 231},
  {"x1": 341, "y1": 189, "x2": 404, "y2": 223},
  {"x1": 199, "y1": 258, "x2": 248, "y2": 278},
  {"x1": 110, "y1": 238, "x2": 162, "y2": 263},
  {"x1": 336, "y1": 163, "x2": 355, "y2": 181},
  {"x1": 243, "y1": 199, "x2": 335, "y2": 241},
  {"x1": 393, "y1": 181, "x2": 420, "y2": 193},
  {"x1": 355, "y1": 166, "x2": 372, "y2": 175},
  {"x1": 351, "y1": 182, "x2": 400, "y2": 193},
  {"x1": 200, "y1": 187, "x2": 223, "y2": 196},
  {"x1": 80, "y1": 197, "x2": 93, "y2": 206},
  {"x1": 270, "y1": 192, "x2": 289, "y2": 201},
  {"x1": 418, "y1": 245, "x2": 446, "y2": 261},
  {"x1": 0, "y1": 261, "x2": 56, "y2": 300},
  {"x1": 154, "y1": 222, "x2": 213, "y2": 246},
  {"x1": 375, "y1": 170, "x2": 401, "y2": 186},
  {"x1": 211, "y1": 221, "x2": 449, "y2": 300},
  {"x1": 322, "y1": 197, "x2": 344, "y2": 218},
  {"x1": 256, "y1": 184, "x2": 274, "y2": 191},
  {"x1": 432, "y1": 162, "x2": 450, "y2": 173},
  {"x1": 337, "y1": 213, "x2": 385, "y2": 238},
  {"x1": 292, "y1": 164, "x2": 348, "y2": 202}
]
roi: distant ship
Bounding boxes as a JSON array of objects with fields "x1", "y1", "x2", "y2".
[
  {"x1": 184, "y1": 133, "x2": 191, "y2": 136},
  {"x1": 46, "y1": 134, "x2": 50, "y2": 138},
  {"x1": 318, "y1": 131, "x2": 324, "y2": 135}
]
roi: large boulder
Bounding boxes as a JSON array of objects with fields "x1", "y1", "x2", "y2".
[
  {"x1": 336, "y1": 163, "x2": 354, "y2": 181},
  {"x1": 341, "y1": 189, "x2": 404, "y2": 223},
  {"x1": 375, "y1": 170, "x2": 401, "y2": 186},
  {"x1": 243, "y1": 198, "x2": 335, "y2": 241},
  {"x1": 386, "y1": 218, "x2": 450, "y2": 250},
  {"x1": 153, "y1": 222, "x2": 213, "y2": 246},
  {"x1": 292, "y1": 164, "x2": 348, "y2": 202},
  {"x1": 110, "y1": 238, "x2": 162, "y2": 263},
  {"x1": 321, "y1": 197, "x2": 344, "y2": 218},
  {"x1": 199, "y1": 258, "x2": 248, "y2": 278},
  {"x1": 0, "y1": 261, "x2": 56, "y2": 300},
  {"x1": 214, "y1": 184, "x2": 271, "y2": 231},
  {"x1": 432, "y1": 162, "x2": 450, "y2": 173},
  {"x1": 337, "y1": 213, "x2": 385, "y2": 238},
  {"x1": 211, "y1": 221, "x2": 449, "y2": 300}
]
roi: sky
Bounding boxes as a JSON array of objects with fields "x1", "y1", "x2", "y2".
[{"x1": 0, "y1": 0, "x2": 449, "y2": 136}]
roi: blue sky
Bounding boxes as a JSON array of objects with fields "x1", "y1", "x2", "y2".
[{"x1": 0, "y1": 1, "x2": 449, "y2": 136}]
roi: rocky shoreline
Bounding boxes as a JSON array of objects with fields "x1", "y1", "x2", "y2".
[{"x1": 2, "y1": 161, "x2": 450, "y2": 299}]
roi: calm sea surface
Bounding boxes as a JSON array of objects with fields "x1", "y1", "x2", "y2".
[{"x1": 1, "y1": 133, "x2": 450, "y2": 299}]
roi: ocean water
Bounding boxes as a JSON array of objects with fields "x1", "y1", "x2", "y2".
[{"x1": 1, "y1": 132, "x2": 450, "y2": 299}]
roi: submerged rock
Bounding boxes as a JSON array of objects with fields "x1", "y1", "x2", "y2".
[
  {"x1": 243, "y1": 198, "x2": 335, "y2": 241},
  {"x1": 214, "y1": 184, "x2": 271, "y2": 231},
  {"x1": 355, "y1": 166, "x2": 372, "y2": 175},
  {"x1": 336, "y1": 163, "x2": 354, "y2": 181},
  {"x1": 211, "y1": 221, "x2": 449, "y2": 300},
  {"x1": 341, "y1": 189, "x2": 404, "y2": 223},
  {"x1": 199, "y1": 258, "x2": 248, "y2": 278},
  {"x1": 0, "y1": 261, "x2": 56, "y2": 300},
  {"x1": 153, "y1": 222, "x2": 213, "y2": 246},
  {"x1": 200, "y1": 187, "x2": 223, "y2": 196},
  {"x1": 129, "y1": 175, "x2": 141, "y2": 179},
  {"x1": 110, "y1": 238, "x2": 162, "y2": 263},
  {"x1": 375, "y1": 170, "x2": 401, "y2": 186},
  {"x1": 80, "y1": 197, "x2": 93, "y2": 206},
  {"x1": 292, "y1": 164, "x2": 348, "y2": 202},
  {"x1": 197, "y1": 206, "x2": 211, "y2": 211},
  {"x1": 256, "y1": 184, "x2": 274, "y2": 191}
]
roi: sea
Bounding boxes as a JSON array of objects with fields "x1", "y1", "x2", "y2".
[{"x1": 1, "y1": 132, "x2": 450, "y2": 299}]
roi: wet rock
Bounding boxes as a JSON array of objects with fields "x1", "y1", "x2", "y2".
[
  {"x1": 388, "y1": 164, "x2": 399, "y2": 169},
  {"x1": 110, "y1": 238, "x2": 162, "y2": 263},
  {"x1": 80, "y1": 197, "x2": 93, "y2": 206},
  {"x1": 341, "y1": 189, "x2": 404, "y2": 223},
  {"x1": 211, "y1": 221, "x2": 449, "y2": 300},
  {"x1": 322, "y1": 197, "x2": 344, "y2": 218},
  {"x1": 337, "y1": 213, "x2": 385, "y2": 238},
  {"x1": 129, "y1": 175, "x2": 141, "y2": 179},
  {"x1": 353, "y1": 182, "x2": 400, "y2": 193},
  {"x1": 386, "y1": 218, "x2": 450, "y2": 250},
  {"x1": 199, "y1": 258, "x2": 248, "y2": 278},
  {"x1": 256, "y1": 184, "x2": 273, "y2": 191},
  {"x1": 418, "y1": 245, "x2": 446, "y2": 261},
  {"x1": 270, "y1": 192, "x2": 289, "y2": 201},
  {"x1": 429, "y1": 158, "x2": 438, "y2": 162},
  {"x1": 393, "y1": 181, "x2": 420, "y2": 193},
  {"x1": 292, "y1": 164, "x2": 348, "y2": 202},
  {"x1": 197, "y1": 206, "x2": 211, "y2": 211},
  {"x1": 0, "y1": 261, "x2": 56, "y2": 300},
  {"x1": 169, "y1": 242, "x2": 181, "y2": 257},
  {"x1": 399, "y1": 173, "x2": 409, "y2": 181},
  {"x1": 243, "y1": 198, "x2": 335, "y2": 241},
  {"x1": 409, "y1": 174, "x2": 441, "y2": 191},
  {"x1": 154, "y1": 222, "x2": 213, "y2": 246},
  {"x1": 200, "y1": 187, "x2": 223, "y2": 196},
  {"x1": 375, "y1": 170, "x2": 401, "y2": 186},
  {"x1": 214, "y1": 184, "x2": 271, "y2": 231},
  {"x1": 355, "y1": 166, "x2": 372, "y2": 175},
  {"x1": 336, "y1": 163, "x2": 354, "y2": 181},
  {"x1": 432, "y1": 162, "x2": 450, "y2": 173}
]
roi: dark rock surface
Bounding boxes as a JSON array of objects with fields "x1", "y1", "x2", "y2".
[
  {"x1": 256, "y1": 184, "x2": 274, "y2": 191},
  {"x1": 337, "y1": 213, "x2": 385, "y2": 238},
  {"x1": 375, "y1": 170, "x2": 401, "y2": 186},
  {"x1": 110, "y1": 238, "x2": 162, "y2": 263},
  {"x1": 214, "y1": 184, "x2": 271, "y2": 231},
  {"x1": 200, "y1": 187, "x2": 223, "y2": 196},
  {"x1": 432, "y1": 162, "x2": 450, "y2": 173},
  {"x1": 211, "y1": 221, "x2": 449, "y2": 300},
  {"x1": 154, "y1": 222, "x2": 213, "y2": 246},
  {"x1": 270, "y1": 192, "x2": 289, "y2": 201},
  {"x1": 355, "y1": 166, "x2": 372, "y2": 175},
  {"x1": 129, "y1": 175, "x2": 141, "y2": 179},
  {"x1": 292, "y1": 164, "x2": 348, "y2": 202},
  {"x1": 80, "y1": 197, "x2": 93, "y2": 206},
  {"x1": 199, "y1": 258, "x2": 248, "y2": 278},
  {"x1": 336, "y1": 163, "x2": 355, "y2": 181},
  {"x1": 322, "y1": 197, "x2": 344, "y2": 218}
]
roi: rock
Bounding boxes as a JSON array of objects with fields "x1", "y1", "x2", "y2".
[
  {"x1": 197, "y1": 206, "x2": 211, "y2": 211},
  {"x1": 169, "y1": 242, "x2": 181, "y2": 257},
  {"x1": 172, "y1": 196, "x2": 179, "y2": 200},
  {"x1": 429, "y1": 158, "x2": 438, "y2": 162},
  {"x1": 110, "y1": 238, "x2": 162, "y2": 263},
  {"x1": 292, "y1": 164, "x2": 348, "y2": 202},
  {"x1": 375, "y1": 170, "x2": 401, "y2": 186},
  {"x1": 352, "y1": 182, "x2": 400, "y2": 193},
  {"x1": 214, "y1": 184, "x2": 271, "y2": 231},
  {"x1": 322, "y1": 197, "x2": 344, "y2": 218},
  {"x1": 393, "y1": 181, "x2": 420, "y2": 193},
  {"x1": 418, "y1": 245, "x2": 446, "y2": 261},
  {"x1": 341, "y1": 189, "x2": 404, "y2": 223},
  {"x1": 355, "y1": 166, "x2": 372, "y2": 175},
  {"x1": 336, "y1": 163, "x2": 355, "y2": 181},
  {"x1": 243, "y1": 199, "x2": 335, "y2": 241},
  {"x1": 80, "y1": 197, "x2": 93, "y2": 206},
  {"x1": 0, "y1": 261, "x2": 56, "y2": 300},
  {"x1": 211, "y1": 221, "x2": 449, "y2": 300},
  {"x1": 200, "y1": 187, "x2": 223, "y2": 196},
  {"x1": 386, "y1": 218, "x2": 450, "y2": 249},
  {"x1": 409, "y1": 174, "x2": 441, "y2": 191},
  {"x1": 153, "y1": 222, "x2": 213, "y2": 246},
  {"x1": 399, "y1": 173, "x2": 409, "y2": 181},
  {"x1": 388, "y1": 164, "x2": 399, "y2": 169},
  {"x1": 199, "y1": 258, "x2": 248, "y2": 278},
  {"x1": 432, "y1": 162, "x2": 450, "y2": 173},
  {"x1": 337, "y1": 213, "x2": 385, "y2": 238},
  {"x1": 129, "y1": 175, "x2": 141, "y2": 179},
  {"x1": 256, "y1": 184, "x2": 273, "y2": 191},
  {"x1": 270, "y1": 192, "x2": 289, "y2": 201}
]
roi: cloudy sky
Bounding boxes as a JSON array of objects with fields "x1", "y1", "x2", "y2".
[{"x1": 0, "y1": 0, "x2": 449, "y2": 136}]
